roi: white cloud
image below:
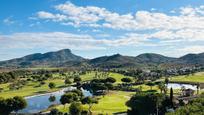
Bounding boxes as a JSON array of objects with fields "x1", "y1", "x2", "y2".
[
  {"x1": 36, "y1": 2, "x2": 204, "y2": 31},
  {"x1": 0, "y1": 32, "x2": 203, "y2": 59},
  {"x1": 27, "y1": 3, "x2": 204, "y2": 56},
  {"x1": 0, "y1": 32, "x2": 104, "y2": 50},
  {"x1": 3, "y1": 17, "x2": 15, "y2": 25},
  {"x1": 179, "y1": 46, "x2": 204, "y2": 54},
  {"x1": 0, "y1": 32, "x2": 150, "y2": 51},
  {"x1": 33, "y1": 2, "x2": 204, "y2": 51},
  {"x1": 37, "y1": 11, "x2": 67, "y2": 22}
]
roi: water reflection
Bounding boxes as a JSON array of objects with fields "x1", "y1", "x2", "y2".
[{"x1": 19, "y1": 87, "x2": 92, "y2": 113}]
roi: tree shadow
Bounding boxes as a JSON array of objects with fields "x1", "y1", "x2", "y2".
[
  {"x1": 113, "y1": 111, "x2": 127, "y2": 115},
  {"x1": 34, "y1": 90, "x2": 48, "y2": 94}
]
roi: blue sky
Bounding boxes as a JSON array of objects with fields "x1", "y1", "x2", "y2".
[{"x1": 0, "y1": 0, "x2": 204, "y2": 61}]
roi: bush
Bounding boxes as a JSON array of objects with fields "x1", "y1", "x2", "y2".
[
  {"x1": 0, "y1": 96, "x2": 27, "y2": 114},
  {"x1": 49, "y1": 108, "x2": 63, "y2": 115},
  {"x1": 121, "y1": 78, "x2": 132, "y2": 83},
  {"x1": 49, "y1": 82, "x2": 56, "y2": 89},
  {"x1": 105, "y1": 77, "x2": 116, "y2": 83},
  {"x1": 69, "y1": 102, "x2": 82, "y2": 115},
  {"x1": 74, "y1": 77, "x2": 81, "y2": 82},
  {"x1": 81, "y1": 110, "x2": 88, "y2": 115},
  {"x1": 65, "y1": 78, "x2": 72, "y2": 85}
]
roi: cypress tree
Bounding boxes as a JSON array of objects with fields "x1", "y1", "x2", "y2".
[{"x1": 170, "y1": 87, "x2": 173, "y2": 107}]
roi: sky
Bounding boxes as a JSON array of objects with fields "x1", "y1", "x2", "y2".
[{"x1": 1, "y1": 0, "x2": 204, "y2": 61}]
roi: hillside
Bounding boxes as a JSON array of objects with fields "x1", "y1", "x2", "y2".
[
  {"x1": 0, "y1": 49, "x2": 85, "y2": 68},
  {"x1": 89, "y1": 54, "x2": 138, "y2": 68},
  {"x1": 0, "y1": 49, "x2": 204, "y2": 68}
]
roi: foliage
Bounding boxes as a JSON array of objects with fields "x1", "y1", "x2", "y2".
[
  {"x1": 166, "y1": 94, "x2": 204, "y2": 115},
  {"x1": 69, "y1": 102, "x2": 83, "y2": 115},
  {"x1": 126, "y1": 93, "x2": 166, "y2": 115},
  {"x1": 60, "y1": 92, "x2": 79, "y2": 106},
  {"x1": 49, "y1": 95, "x2": 56, "y2": 103},
  {"x1": 49, "y1": 82, "x2": 56, "y2": 89},
  {"x1": 12, "y1": 96, "x2": 27, "y2": 113},
  {"x1": 49, "y1": 108, "x2": 63, "y2": 115},
  {"x1": 170, "y1": 87, "x2": 173, "y2": 107},
  {"x1": 81, "y1": 96, "x2": 98, "y2": 114},
  {"x1": 0, "y1": 96, "x2": 27, "y2": 115},
  {"x1": 64, "y1": 78, "x2": 72, "y2": 85},
  {"x1": 158, "y1": 82, "x2": 167, "y2": 94},
  {"x1": 70, "y1": 89, "x2": 83, "y2": 98},
  {"x1": 105, "y1": 77, "x2": 116, "y2": 83},
  {"x1": 0, "y1": 72, "x2": 17, "y2": 83},
  {"x1": 165, "y1": 77, "x2": 169, "y2": 84},
  {"x1": 121, "y1": 78, "x2": 132, "y2": 83},
  {"x1": 74, "y1": 77, "x2": 82, "y2": 83}
]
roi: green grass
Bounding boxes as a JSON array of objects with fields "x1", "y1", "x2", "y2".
[
  {"x1": 0, "y1": 72, "x2": 132, "y2": 98},
  {"x1": 56, "y1": 91, "x2": 135, "y2": 115},
  {"x1": 0, "y1": 79, "x2": 65, "y2": 98},
  {"x1": 133, "y1": 84, "x2": 159, "y2": 91},
  {"x1": 88, "y1": 91, "x2": 134, "y2": 114},
  {"x1": 2, "y1": 71, "x2": 202, "y2": 114},
  {"x1": 170, "y1": 72, "x2": 204, "y2": 83},
  {"x1": 80, "y1": 72, "x2": 132, "y2": 83}
]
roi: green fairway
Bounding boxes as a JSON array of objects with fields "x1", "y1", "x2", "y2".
[
  {"x1": 0, "y1": 72, "x2": 132, "y2": 98},
  {"x1": 0, "y1": 79, "x2": 65, "y2": 98},
  {"x1": 80, "y1": 71, "x2": 132, "y2": 83},
  {"x1": 170, "y1": 72, "x2": 204, "y2": 83},
  {"x1": 56, "y1": 91, "x2": 135, "y2": 115},
  {"x1": 133, "y1": 84, "x2": 159, "y2": 91}
]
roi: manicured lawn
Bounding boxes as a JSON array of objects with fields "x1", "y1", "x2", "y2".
[
  {"x1": 81, "y1": 72, "x2": 132, "y2": 83},
  {"x1": 133, "y1": 84, "x2": 159, "y2": 91},
  {"x1": 56, "y1": 91, "x2": 135, "y2": 115},
  {"x1": 170, "y1": 72, "x2": 204, "y2": 83},
  {"x1": 0, "y1": 72, "x2": 132, "y2": 98},
  {"x1": 0, "y1": 79, "x2": 65, "y2": 98}
]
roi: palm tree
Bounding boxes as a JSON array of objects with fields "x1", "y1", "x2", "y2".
[
  {"x1": 165, "y1": 77, "x2": 169, "y2": 85},
  {"x1": 158, "y1": 82, "x2": 166, "y2": 93}
]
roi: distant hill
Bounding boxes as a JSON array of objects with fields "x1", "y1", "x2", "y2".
[
  {"x1": 0, "y1": 49, "x2": 85, "y2": 68},
  {"x1": 89, "y1": 54, "x2": 137, "y2": 68},
  {"x1": 0, "y1": 49, "x2": 204, "y2": 68},
  {"x1": 89, "y1": 53, "x2": 177, "y2": 68},
  {"x1": 136, "y1": 53, "x2": 176, "y2": 64},
  {"x1": 178, "y1": 53, "x2": 204, "y2": 64}
]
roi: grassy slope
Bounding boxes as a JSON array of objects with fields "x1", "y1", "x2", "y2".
[
  {"x1": 56, "y1": 91, "x2": 135, "y2": 115},
  {"x1": 0, "y1": 72, "x2": 131, "y2": 98},
  {"x1": 80, "y1": 72, "x2": 132, "y2": 83},
  {"x1": 170, "y1": 72, "x2": 204, "y2": 83},
  {"x1": 89, "y1": 91, "x2": 134, "y2": 114},
  {"x1": 0, "y1": 79, "x2": 65, "y2": 98}
]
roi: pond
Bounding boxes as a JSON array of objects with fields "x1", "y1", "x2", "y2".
[
  {"x1": 19, "y1": 87, "x2": 92, "y2": 113},
  {"x1": 167, "y1": 83, "x2": 197, "y2": 90}
]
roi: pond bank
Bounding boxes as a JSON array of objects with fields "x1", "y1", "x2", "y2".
[{"x1": 19, "y1": 86, "x2": 92, "y2": 114}]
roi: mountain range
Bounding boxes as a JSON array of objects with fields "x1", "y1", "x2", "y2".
[{"x1": 0, "y1": 49, "x2": 203, "y2": 69}]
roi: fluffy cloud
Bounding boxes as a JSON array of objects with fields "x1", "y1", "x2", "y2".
[
  {"x1": 0, "y1": 31, "x2": 203, "y2": 59},
  {"x1": 179, "y1": 46, "x2": 204, "y2": 54},
  {"x1": 29, "y1": 2, "x2": 204, "y2": 57},
  {"x1": 0, "y1": 32, "x2": 151, "y2": 51},
  {"x1": 34, "y1": 2, "x2": 204, "y2": 49},
  {"x1": 0, "y1": 32, "x2": 104, "y2": 50},
  {"x1": 36, "y1": 2, "x2": 204, "y2": 31},
  {"x1": 37, "y1": 11, "x2": 67, "y2": 22}
]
